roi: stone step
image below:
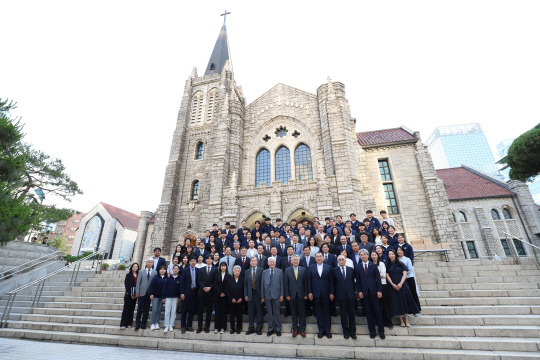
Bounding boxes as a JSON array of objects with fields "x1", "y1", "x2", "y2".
[
  {"x1": 422, "y1": 297, "x2": 540, "y2": 306},
  {"x1": 1, "y1": 328, "x2": 539, "y2": 359},
  {"x1": 418, "y1": 275, "x2": 540, "y2": 285},
  {"x1": 414, "y1": 264, "x2": 540, "y2": 273},
  {"x1": 6, "y1": 320, "x2": 540, "y2": 338},
  {"x1": 421, "y1": 289, "x2": 540, "y2": 298},
  {"x1": 416, "y1": 270, "x2": 540, "y2": 279},
  {"x1": 17, "y1": 312, "x2": 540, "y2": 327},
  {"x1": 418, "y1": 282, "x2": 540, "y2": 291}
]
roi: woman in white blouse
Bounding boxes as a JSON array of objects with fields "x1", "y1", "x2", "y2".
[
  {"x1": 308, "y1": 236, "x2": 320, "y2": 255},
  {"x1": 370, "y1": 251, "x2": 393, "y2": 328},
  {"x1": 396, "y1": 246, "x2": 421, "y2": 315},
  {"x1": 246, "y1": 240, "x2": 258, "y2": 258},
  {"x1": 372, "y1": 228, "x2": 383, "y2": 246}
]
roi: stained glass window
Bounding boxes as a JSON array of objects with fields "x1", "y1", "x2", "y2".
[
  {"x1": 275, "y1": 146, "x2": 291, "y2": 184},
  {"x1": 295, "y1": 144, "x2": 313, "y2": 180},
  {"x1": 195, "y1": 142, "x2": 203, "y2": 159},
  {"x1": 80, "y1": 215, "x2": 103, "y2": 253},
  {"x1": 191, "y1": 180, "x2": 200, "y2": 200},
  {"x1": 255, "y1": 149, "x2": 271, "y2": 186}
]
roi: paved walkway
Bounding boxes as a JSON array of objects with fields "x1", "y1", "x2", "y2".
[{"x1": 0, "y1": 338, "x2": 300, "y2": 360}]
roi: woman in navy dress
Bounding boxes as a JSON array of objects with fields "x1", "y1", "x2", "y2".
[
  {"x1": 385, "y1": 249, "x2": 419, "y2": 327},
  {"x1": 395, "y1": 234, "x2": 415, "y2": 264}
]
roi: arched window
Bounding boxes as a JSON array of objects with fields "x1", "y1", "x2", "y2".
[
  {"x1": 191, "y1": 180, "x2": 200, "y2": 200},
  {"x1": 294, "y1": 144, "x2": 313, "y2": 180},
  {"x1": 275, "y1": 146, "x2": 291, "y2": 184},
  {"x1": 491, "y1": 209, "x2": 501, "y2": 220},
  {"x1": 502, "y1": 208, "x2": 513, "y2": 219},
  {"x1": 255, "y1": 149, "x2": 271, "y2": 187},
  {"x1": 453, "y1": 211, "x2": 467, "y2": 222},
  {"x1": 195, "y1": 142, "x2": 204, "y2": 159},
  {"x1": 190, "y1": 92, "x2": 203, "y2": 126},
  {"x1": 207, "y1": 89, "x2": 218, "y2": 122}
]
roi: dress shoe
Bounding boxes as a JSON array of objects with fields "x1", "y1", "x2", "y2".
[
  {"x1": 236, "y1": 329, "x2": 241, "y2": 334},
  {"x1": 230, "y1": 329, "x2": 235, "y2": 334},
  {"x1": 387, "y1": 323, "x2": 394, "y2": 329},
  {"x1": 380, "y1": 333, "x2": 386, "y2": 339},
  {"x1": 370, "y1": 334, "x2": 376, "y2": 339},
  {"x1": 350, "y1": 334, "x2": 357, "y2": 340},
  {"x1": 256, "y1": 330, "x2": 262, "y2": 335},
  {"x1": 204, "y1": 328, "x2": 209, "y2": 333},
  {"x1": 326, "y1": 333, "x2": 332, "y2": 339},
  {"x1": 246, "y1": 330, "x2": 254, "y2": 335},
  {"x1": 343, "y1": 333, "x2": 349, "y2": 339},
  {"x1": 134, "y1": 325, "x2": 140, "y2": 331},
  {"x1": 292, "y1": 329, "x2": 298, "y2": 337},
  {"x1": 276, "y1": 332, "x2": 281, "y2": 336},
  {"x1": 187, "y1": 327, "x2": 194, "y2": 332},
  {"x1": 267, "y1": 330, "x2": 274, "y2": 336},
  {"x1": 196, "y1": 328, "x2": 202, "y2": 333},
  {"x1": 181, "y1": 328, "x2": 186, "y2": 333},
  {"x1": 140, "y1": 325, "x2": 146, "y2": 330},
  {"x1": 300, "y1": 331, "x2": 306, "y2": 338},
  {"x1": 317, "y1": 332, "x2": 323, "y2": 339}
]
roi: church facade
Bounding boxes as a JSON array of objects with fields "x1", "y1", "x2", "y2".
[{"x1": 132, "y1": 22, "x2": 539, "y2": 263}]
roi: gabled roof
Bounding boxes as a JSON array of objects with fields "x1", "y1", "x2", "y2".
[
  {"x1": 356, "y1": 127, "x2": 418, "y2": 148},
  {"x1": 436, "y1": 167, "x2": 513, "y2": 200},
  {"x1": 204, "y1": 24, "x2": 231, "y2": 76},
  {"x1": 100, "y1": 202, "x2": 140, "y2": 230}
]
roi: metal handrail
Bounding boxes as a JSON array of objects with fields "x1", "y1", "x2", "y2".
[
  {"x1": 0, "y1": 250, "x2": 104, "y2": 328},
  {"x1": 0, "y1": 250, "x2": 64, "y2": 281},
  {"x1": 501, "y1": 231, "x2": 540, "y2": 268}
]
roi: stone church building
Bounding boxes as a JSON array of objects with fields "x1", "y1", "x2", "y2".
[{"x1": 132, "y1": 22, "x2": 540, "y2": 264}]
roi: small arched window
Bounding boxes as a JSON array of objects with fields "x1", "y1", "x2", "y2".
[
  {"x1": 453, "y1": 211, "x2": 467, "y2": 222},
  {"x1": 207, "y1": 89, "x2": 218, "y2": 122},
  {"x1": 195, "y1": 142, "x2": 204, "y2": 159},
  {"x1": 190, "y1": 92, "x2": 203, "y2": 126},
  {"x1": 502, "y1": 208, "x2": 513, "y2": 219},
  {"x1": 295, "y1": 144, "x2": 313, "y2": 180},
  {"x1": 491, "y1": 209, "x2": 501, "y2": 220},
  {"x1": 191, "y1": 180, "x2": 200, "y2": 200},
  {"x1": 255, "y1": 149, "x2": 271, "y2": 187},
  {"x1": 275, "y1": 146, "x2": 291, "y2": 184}
]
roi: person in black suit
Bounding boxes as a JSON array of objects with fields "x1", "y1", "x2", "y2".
[
  {"x1": 254, "y1": 245, "x2": 267, "y2": 269},
  {"x1": 284, "y1": 255, "x2": 308, "y2": 337},
  {"x1": 244, "y1": 257, "x2": 264, "y2": 335},
  {"x1": 213, "y1": 262, "x2": 230, "y2": 333},
  {"x1": 265, "y1": 247, "x2": 282, "y2": 269},
  {"x1": 180, "y1": 257, "x2": 199, "y2": 333},
  {"x1": 234, "y1": 247, "x2": 251, "y2": 276},
  {"x1": 227, "y1": 265, "x2": 245, "y2": 334},
  {"x1": 320, "y1": 243, "x2": 338, "y2": 268},
  {"x1": 151, "y1": 247, "x2": 167, "y2": 272},
  {"x1": 276, "y1": 235, "x2": 290, "y2": 257},
  {"x1": 197, "y1": 256, "x2": 216, "y2": 333},
  {"x1": 356, "y1": 225, "x2": 374, "y2": 243},
  {"x1": 307, "y1": 252, "x2": 334, "y2": 338},
  {"x1": 357, "y1": 233, "x2": 376, "y2": 254},
  {"x1": 120, "y1": 263, "x2": 139, "y2": 329},
  {"x1": 355, "y1": 249, "x2": 385, "y2": 339},
  {"x1": 300, "y1": 247, "x2": 315, "y2": 269},
  {"x1": 334, "y1": 236, "x2": 353, "y2": 257},
  {"x1": 332, "y1": 255, "x2": 357, "y2": 339}
]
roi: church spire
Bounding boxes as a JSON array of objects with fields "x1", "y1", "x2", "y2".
[{"x1": 204, "y1": 11, "x2": 232, "y2": 76}]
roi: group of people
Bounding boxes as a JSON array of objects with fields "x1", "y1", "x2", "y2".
[{"x1": 120, "y1": 210, "x2": 421, "y2": 339}]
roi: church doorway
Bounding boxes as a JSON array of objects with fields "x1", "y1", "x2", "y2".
[
  {"x1": 287, "y1": 209, "x2": 315, "y2": 225},
  {"x1": 245, "y1": 212, "x2": 267, "y2": 229}
]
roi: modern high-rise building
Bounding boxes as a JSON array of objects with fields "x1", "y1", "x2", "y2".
[
  {"x1": 496, "y1": 139, "x2": 540, "y2": 204},
  {"x1": 426, "y1": 123, "x2": 502, "y2": 180}
]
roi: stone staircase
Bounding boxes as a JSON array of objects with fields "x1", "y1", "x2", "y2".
[{"x1": 1, "y1": 258, "x2": 539, "y2": 359}]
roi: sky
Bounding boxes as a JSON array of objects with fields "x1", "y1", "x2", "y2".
[{"x1": 2, "y1": 0, "x2": 539, "y2": 216}]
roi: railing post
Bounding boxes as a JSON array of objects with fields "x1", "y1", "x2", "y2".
[{"x1": 0, "y1": 293, "x2": 16, "y2": 328}]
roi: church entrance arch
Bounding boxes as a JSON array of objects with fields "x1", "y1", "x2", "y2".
[
  {"x1": 287, "y1": 208, "x2": 315, "y2": 225},
  {"x1": 245, "y1": 212, "x2": 267, "y2": 230}
]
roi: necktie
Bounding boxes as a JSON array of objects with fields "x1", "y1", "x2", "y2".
[
  {"x1": 267, "y1": 245, "x2": 270, "y2": 252},
  {"x1": 147, "y1": 270, "x2": 150, "y2": 280},
  {"x1": 191, "y1": 268, "x2": 196, "y2": 287},
  {"x1": 342, "y1": 266, "x2": 346, "y2": 279},
  {"x1": 242, "y1": 257, "x2": 245, "y2": 266},
  {"x1": 281, "y1": 244, "x2": 284, "y2": 252},
  {"x1": 236, "y1": 250, "x2": 239, "y2": 257},
  {"x1": 252, "y1": 269, "x2": 256, "y2": 289},
  {"x1": 364, "y1": 263, "x2": 368, "y2": 275},
  {"x1": 325, "y1": 254, "x2": 328, "y2": 262},
  {"x1": 306, "y1": 258, "x2": 309, "y2": 266},
  {"x1": 294, "y1": 267, "x2": 298, "y2": 280},
  {"x1": 288, "y1": 257, "x2": 291, "y2": 266},
  {"x1": 207, "y1": 267, "x2": 210, "y2": 275},
  {"x1": 270, "y1": 269, "x2": 274, "y2": 283},
  {"x1": 259, "y1": 255, "x2": 262, "y2": 264}
]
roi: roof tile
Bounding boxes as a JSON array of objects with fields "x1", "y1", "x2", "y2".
[
  {"x1": 100, "y1": 202, "x2": 140, "y2": 230},
  {"x1": 436, "y1": 168, "x2": 512, "y2": 200},
  {"x1": 356, "y1": 128, "x2": 417, "y2": 146}
]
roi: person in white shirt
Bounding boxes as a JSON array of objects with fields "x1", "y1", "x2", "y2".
[
  {"x1": 246, "y1": 240, "x2": 258, "y2": 258},
  {"x1": 339, "y1": 249, "x2": 354, "y2": 268},
  {"x1": 373, "y1": 228, "x2": 383, "y2": 246},
  {"x1": 396, "y1": 246, "x2": 421, "y2": 315},
  {"x1": 370, "y1": 251, "x2": 392, "y2": 328},
  {"x1": 167, "y1": 256, "x2": 179, "y2": 276},
  {"x1": 379, "y1": 210, "x2": 395, "y2": 228}
]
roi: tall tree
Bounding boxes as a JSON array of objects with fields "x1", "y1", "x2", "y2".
[
  {"x1": 0, "y1": 99, "x2": 83, "y2": 244},
  {"x1": 506, "y1": 123, "x2": 540, "y2": 182}
]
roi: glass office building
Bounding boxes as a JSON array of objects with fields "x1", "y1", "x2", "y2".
[{"x1": 426, "y1": 123, "x2": 503, "y2": 180}]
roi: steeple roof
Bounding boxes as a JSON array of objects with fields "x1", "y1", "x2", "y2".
[{"x1": 204, "y1": 24, "x2": 231, "y2": 76}]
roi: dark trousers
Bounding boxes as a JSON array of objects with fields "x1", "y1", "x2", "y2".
[
  {"x1": 406, "y1": 277, "x2": 421, "y2": 311},
  {"x1": 214, "y1": 298, "x2": 228, "y2": 330},
  {"x1": 120, "y1": 294, "x2": 137, "y2": 327},
  {"x1": 313, "y1": 296, "x2": 331, "y2": 334},
  {"x1": 229, "y1": 302, "x2": 243, "y2": 331},
  {"x1": 135, "y1": 293, "x2": 150, "y2": 327},
  {"x1": 290, "y1": 296, "x2": 306, "y2": 332},
  {"x1": 247, "y1": 296, "x2": 263, "y2": 331},
  {"x1": 197, "y1": 292, "x2": 214, "y2": 330},
  {"x1": 181, "y1": 291, "x2": 197, "y2": 328},
  {"x1": 304, "y1": 298, "x2": 313, "y2": 316},
  {"x1": 381, "y1": 284, "x2": 393, "y2": 326},
  {"x1": 363, "y1": 294, "x2": 384, "y2": 336},
  {"x1": 338, "y1": 298, "x2": 356, "y2": 336}
]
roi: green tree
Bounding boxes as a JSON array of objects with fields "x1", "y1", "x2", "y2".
[
  {"x1": 49, "y1": 234, "x2": 69, "y2": 254},
  {"x1": 0, "y1": 99, "x2": 83, "y2": 244},
  {"x1": 507, "y1": 123, "x2": 540, "y2": 182}
]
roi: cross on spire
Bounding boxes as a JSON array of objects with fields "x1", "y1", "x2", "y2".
[{"x1": 221, "y1": 10, "x2": 231, "y2": 24}]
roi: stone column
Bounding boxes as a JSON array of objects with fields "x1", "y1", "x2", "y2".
[{"x1": 132, "y1": 211, "x2": 154, "y2": 266}]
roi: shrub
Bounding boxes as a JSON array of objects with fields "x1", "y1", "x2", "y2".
[
  {"x1": 100, "y1": 263, "x2": 110, "y2": 270},
  {"x1": 117, "y1": 264, "x2": 126, "y2": 270}
]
